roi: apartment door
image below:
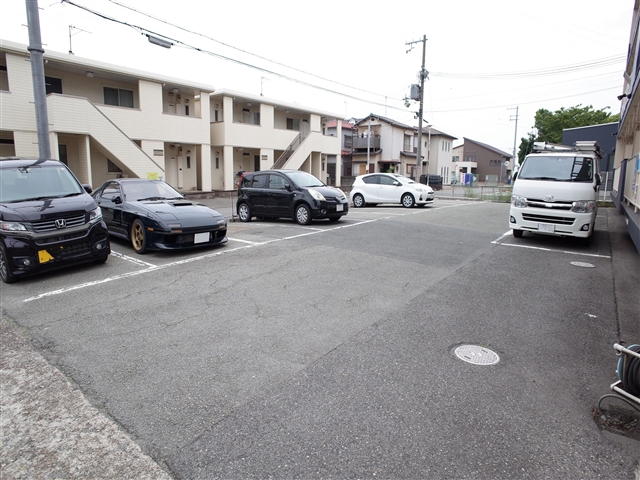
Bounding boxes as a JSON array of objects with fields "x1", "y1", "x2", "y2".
[{"x1": 166, "y1": 155, "x2": 178, "y2": 187}]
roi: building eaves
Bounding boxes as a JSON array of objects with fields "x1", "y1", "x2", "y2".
[
  {"x1": 212, "y1": 88, "x2": 344, "y2": 118},
  {"x1": 354, "y1": 113, "x2": 416, "y2": 130},
  {"x1": 0, "y1": 39, "x2": 215, "y2": 93}
]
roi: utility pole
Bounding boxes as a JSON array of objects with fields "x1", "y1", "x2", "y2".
[
  {"x1": 509, "y1": 106, "x2": 519, "y2": 178},
  {"x1": 25, "y1": 0, "x2": 50, "y2": 159},
  {"x1": 406, "y1": 35, "x2": 428, "y2": 181}
]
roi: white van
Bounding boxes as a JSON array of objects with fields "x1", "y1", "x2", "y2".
[{"x1": 509, "y1": 141, "x2": 602, "y2": 242}]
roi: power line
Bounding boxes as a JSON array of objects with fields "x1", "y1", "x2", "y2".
[
  {"x1": 431, "y1": 55, "x2": 626, "y2": 79},
  {"x1": 107, "y1": 0, "x2": 405, "y2": 102},
  {"x1": 59, "y1": 1, "x2": 626, "y2": 122},
  {"x1": 61, "y1": 0, "x2": 408, "y2": 113}
]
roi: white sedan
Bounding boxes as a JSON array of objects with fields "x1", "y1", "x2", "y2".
[{"x1": 350, "y1": 173, "x2": 435, "y2": 208}]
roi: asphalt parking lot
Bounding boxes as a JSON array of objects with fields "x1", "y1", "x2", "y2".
[{"x1": 2, "y1": 199, "x2": 639, "y2": 479}]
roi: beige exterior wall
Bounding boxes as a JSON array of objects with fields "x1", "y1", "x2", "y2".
[{"x1": 1, "y1": 42, "x2": 213, "y2": 192}]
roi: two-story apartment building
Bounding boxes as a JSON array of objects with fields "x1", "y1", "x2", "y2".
[
  {"x1": 1, "y1": 39, "x2": 214, "y2": 191},
  {"x1": 209, "y1": 89, "x2": 343, "y2": 190},
  {"x1": 613, "y1": 0, "x2": 640, "y2": 253},
  {"x1": 452, "y1": 138, "x2": 512, "y2": 184},
  {"x1": 0, "y1": 40, "x2": 344, "y2": 192}
]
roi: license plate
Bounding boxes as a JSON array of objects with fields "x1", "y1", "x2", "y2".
[
  {"x1": 194, "y1": 232, "x2": 210, "y2": 244},
  {"x1": 336, "y1": 204, "x2": 344, "y2": 212},
  {"x1": 538, "y1": 223, "x2": 555, "y2": 233}
]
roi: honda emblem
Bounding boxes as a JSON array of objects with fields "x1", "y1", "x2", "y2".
[{"x1": 55, "y1": 219, "x2": 67, "y2": 229}]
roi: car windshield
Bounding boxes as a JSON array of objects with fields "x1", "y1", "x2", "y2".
[
  {"x1": 285, "y1": 171, "x2": 325, "y2": 187},
  {"x1": 0, "y1": 164, "x2": 84, "y2": 203},
  {"x1": 123, "y1": 181, "x2": 184, "y2": 201},
  {"x1": 518, "y1": 156, "x2": 593, "y2": 182}
]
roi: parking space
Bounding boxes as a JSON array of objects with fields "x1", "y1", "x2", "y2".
[{"x1": 2, "y1": 200, "x2": 637, "y2": 479}]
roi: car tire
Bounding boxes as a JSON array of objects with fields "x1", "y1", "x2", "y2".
[
  {"x1": 0, "y1": 244, "x2": 18, "y2": 284},
  {"x1": 352, "y1": 194, "x2": 365, "y2": 208},
  {"x1": 401, "y1": 193, "x2": 415, "y2": 208},
  {"x1": 130, "y1": 219, "x2": 148, "y2": 254},
  {"x1": 295, "y1": 204, "x2": 312, "y2": 225},
  {"x1": 512, "y1": 229, "x2": 523, "y2": 238},
  {"x1": 238, "y1": 203, "x2": 252, "y2": 222}
]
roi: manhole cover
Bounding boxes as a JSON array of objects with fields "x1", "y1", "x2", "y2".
[
  {"x1": 571, "y1": 261, "x2": 595, "y2": 268},
  {"x1": 454, "y1": 345, "x2": 500, "y2": 365}
]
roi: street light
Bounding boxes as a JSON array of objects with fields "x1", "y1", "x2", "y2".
[{"x1": 146, "y1": 34, "x2": 173, "y2": 49}]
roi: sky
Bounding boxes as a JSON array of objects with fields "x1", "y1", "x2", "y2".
[{"x1": 0, "y1": 0, "x2": 633, "y2": 155}]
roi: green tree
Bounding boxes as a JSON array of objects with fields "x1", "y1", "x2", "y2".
[
  {"x1": 517, "y1": 104, "x2": 620, "y2": 160},
  {"x1": 535, "y1": 104, "x2": 619, "y2": 143}
]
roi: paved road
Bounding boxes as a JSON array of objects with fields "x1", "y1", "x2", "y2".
[{"x1": 1, "y1": 199, "x2": 638, "y2": 479}]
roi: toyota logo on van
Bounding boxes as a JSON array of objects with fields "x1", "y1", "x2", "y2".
[
  {"x1": 545, "y1": 195, "x2": 555, "y2": 202},
  {"x1": 55, "y1": 219, "x2": 67, "y2": 229}
]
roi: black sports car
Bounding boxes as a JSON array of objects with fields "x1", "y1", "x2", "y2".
[{"x1": 92, "y1": 179, "x2": 227, "y2": 253}]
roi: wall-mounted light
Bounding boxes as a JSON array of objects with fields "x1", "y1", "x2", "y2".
[
  {"x1": 172, "y1": 88, "x2": 179, "y2": 94},
  {"x1": 247, "y1": 102, "x2": 252, "y2": 107},
  {"x1": 187, "y1": 149, "x2": 191, "y2": 153},
  {"x1": 85, "y1": 71, "x2": 94, "y2": 78},
  {"x1": 170, "y1": 144, "x2": 175, "y2": 149}
]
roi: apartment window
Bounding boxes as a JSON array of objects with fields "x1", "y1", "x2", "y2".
[
  {"x1": 0, "y1": 64, "x2": 8, "y2": 91},
  {"x1": 107, "y1": 159, "x2": 122, "y2": 173},
  {"x1": 58, "y1": 144, "x2": 68, "y2": 165},
  {"x1": 186, "y1": 156, "x2": 191, "y2": 169},
  {"x1": 214, "y1": 110, "x2": 219, "y2": 122},
  {"x1": 185, "y1": 105, "x2": 190, "y2": 116},
  {"x1": 253, "y1": 112, "x2": 260, "y2": 125},
  {"x1": 286, "y1": 118, "x2": 300, "y2": 130},
  {"x1": 215, "y1": 157, "x2": 219, "y2": 169},
  {"x1": 404, "y1": 135, "x2": 411, "y2": 152},
  {"x1": 453, "y1": 156, "x2": 459, "y2": 162},
  {"x1": 45, "y1": 76, "x2": 62, "y2": 95},
  {"x1": 344, "y1": 134, "x2": 352, "y2": 148},
  {"x1": 104, "y1": 87, "x2": 134, "y2": 108}
]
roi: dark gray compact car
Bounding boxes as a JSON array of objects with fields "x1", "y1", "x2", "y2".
[{"x1": 236, "y1": 170, "x2": 349, "y2": 225}]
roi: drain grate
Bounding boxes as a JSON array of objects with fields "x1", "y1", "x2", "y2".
[
  {"x1": 454, "y1": 345, "x2": 500, "y2": 365},
  {"x1": 571, "y1": 261, "x2": 595, "y2": 268}
]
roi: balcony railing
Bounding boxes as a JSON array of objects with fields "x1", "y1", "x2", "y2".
[{"x1": 353, "y1": 136, "x2": 380, "y2": 150}]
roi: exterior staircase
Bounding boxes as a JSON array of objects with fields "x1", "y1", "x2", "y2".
[{"x1": 47, "y1": 95, "x2": 163, "y2": 177}]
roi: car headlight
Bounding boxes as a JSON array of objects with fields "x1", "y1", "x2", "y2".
[
  {"x1": 308, "y1": 189, "x2": 326, "y2": 201},
  {"x1": 511, "y1": 195, "x2": 528, "y2": 208},
  {"x1": 0, "y1": 221, "x2": 27, "y2": 232},
  {"x1": 89, "y1": 207, "x2": 102, "y2": 224},
  {"x1": 336, "y1": 188, "x2": 347, "y2": 200},
  {"x1": 571, "y1": 200, "x2": 596, "y2": 213}
]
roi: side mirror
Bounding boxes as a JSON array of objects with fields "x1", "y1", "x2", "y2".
[
  {"x1": 82, "y1": 184, "x2": 93, "y2": 194},
  {"x1": 113, "y1": 196, "x2": 123, "y2": 205},
  {"x1": 596, "y1": 173, "x2": 602, "y2": 186},
  {"x1": 393, "y1": 181, "x2": 401, "y2": 186},
  {"x1": 284, "y1": 183, "x2": 292, "y2": 191},
  {"x1": 512, "y1": 172, "x2": 518, "y2": 181}
]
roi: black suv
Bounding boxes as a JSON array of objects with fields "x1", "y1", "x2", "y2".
[
  {"x1": 237, "y1": 170, "x2": 349, "y2": 224},
  {"x1": 0, "y1": 158, "x2": 110, "y2": 283}
]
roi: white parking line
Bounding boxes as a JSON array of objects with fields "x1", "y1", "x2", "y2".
[
  {"x1": 492, "y1": 230, "x2": 611, "y2": 259},
  {"x1": 23, "y1": 203, "x2": 482, "y2": 302},
  {"x1": 109, "y1": 251, "x2": 157, "y2": 268}
]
